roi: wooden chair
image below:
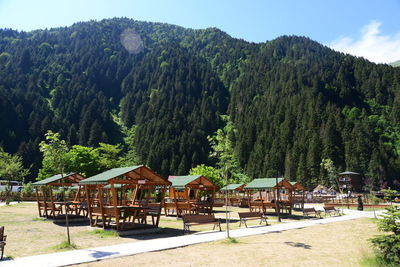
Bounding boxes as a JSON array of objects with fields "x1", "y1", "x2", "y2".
[{"x1": 0, "y1": 226, "x2": 6, "y2": 260}]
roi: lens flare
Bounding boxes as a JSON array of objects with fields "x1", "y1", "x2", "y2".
[{"x1": 120, "y1": 29, "x2": 144, "y2": 54}]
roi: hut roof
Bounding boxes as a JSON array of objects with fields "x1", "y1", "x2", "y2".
[
  {"x1": 79, "y1": 165, "x2": 170, "y2": 186},
  {"x1": 338, "y1": 171, "x2": 361, "y2": 176},
  {"x1": 33, "y1": 173, "x2": 85, "y2": 186},
  {"x1": 220, "y1": 183, "x2": 245, "y2": 191},
  {"x1": 313, "y1": 184, "x2": 336, "y2": 193},
  {"x1": 168, "y1": 175, "x2": 216, "y2": 190},
  {"x1": 244, "y1": 178, "x2": 293, "y2": 190},
  {"x1": 289, "y1": 181, "x2": 306, "y2": 191}
]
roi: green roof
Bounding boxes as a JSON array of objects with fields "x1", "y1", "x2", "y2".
[
  {"x1": 168, "y1": 175, "x2": 216, "y2": 190},
  {"x1": 220, "y1": 184, "x2": 244, "y2": 191},
  {"x1": 33, "y1": 173, "x2": 77, "y2": 186},
  {"x1": 244, "y1": 178, "x2": 284, "y2": 190},
  {"x1": 79, "y1": 166, "x2": 142, "y2": 185},
  {"x1": 169, "y1": 175, "x2": 201, "y2": 189}
]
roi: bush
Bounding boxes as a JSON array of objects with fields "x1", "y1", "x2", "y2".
[{"x1": 370, "y1": 205, "x2": 400, "y2": 265}]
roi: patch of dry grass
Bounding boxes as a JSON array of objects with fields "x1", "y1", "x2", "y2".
[{"x1": 74, "y1": 218, "x2": 379, "y2": 267}]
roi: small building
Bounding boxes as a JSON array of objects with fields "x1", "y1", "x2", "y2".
[
  {"x1": 289, "y1": 181, "x2": 306, "y2": 209},
  {"x1": 79, "y1": 165, "x2": 171, "y2": 230},
  {"x1": 338, "y1": 171, "x2": 363, "y2": 192},
  {"x1": 166, "y1": 175, "x2": 217, "y2": 216},
  {"x1": 244, "y1": 178, "x2": 294, "y2": 215},
  {"x1": 32, "y1": 173, "x2": 86, "y2": 218},
  {"x1": 219, "y1": 183, "x2": 246, "y2": 206}
]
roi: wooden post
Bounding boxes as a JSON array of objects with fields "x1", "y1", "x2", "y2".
[
  {"x1": 173, "y1": 188, "x2": 179, "y2": 217},
  {"x1": 132, "y1": 185, "x2": 138, "y2": 205},
  {"x1": 156, "y1": 185, "x2": 166, "y2": 227},
  {"x1": 247, "y1": 190, "x2": 251, "y2": 211},
  {"x1": 111, "y1": 183, "x2": 119, "y2": 230},
  {"x1": 34, "y1": 187, "x2": 42, "y2": 217},
  {"x1": 49, "y1": 186, "x2": 55, "y2": 217},
  {"x1": 85, "y1": 185, "x2": 93, "y2": 226},
  {"x1": 98, "y1": 186, "x2": 106, "y2": 229},
  {"x1": 41, "y1": 186, "x2": 48, "y2": 217},
  {"x1": 275, "y1": 178, "x2": 281, "y2": 222}
]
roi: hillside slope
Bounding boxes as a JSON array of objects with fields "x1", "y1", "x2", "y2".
[{"x1": 0, "y1": 18, "x2": 399, "y2": 188}]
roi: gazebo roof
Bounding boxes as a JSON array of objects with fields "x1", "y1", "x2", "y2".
[
  {"x1": 33, "y1": 173, "x2": 85, "y2": 186},
  {"x1": 289, "y1": 181, "x2": 306, "y2": 191},
  {"x1": 79, "y1": 165, "x2": 170, "y2": 186},
  {"x1": 220, "y1": 183, "x2": 245, "y2": 191},
  {"x1": 168, "y1": 175, "x2": 216, "y2": 190},
  {"x1": 244, "y1": 178, "x2": 293, "y2": 190},
  {"x1": 338, "y1": 171, "x2": 361, "y2": 176}
]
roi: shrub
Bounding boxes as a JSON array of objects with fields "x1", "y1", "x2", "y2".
[{"x1": 370, "y1": 205, "x2": 400, "y2": 265}]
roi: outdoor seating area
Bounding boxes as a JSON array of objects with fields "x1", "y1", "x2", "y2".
[
  {"x1": 79, "y1": 165, "x2": 171, "y2": 230},
  {"x1": 165, "y1": 175, "x2": 217, "y2": 216},
  {"x1": 244, "y1": 178, "x2": 296, "y2": 216},
  {"x1": 32, "y1": 173, "x2": 87, "y2": 218},
  {"x1": 219, "y1": 183, "x2": 246, "y2": 206}
]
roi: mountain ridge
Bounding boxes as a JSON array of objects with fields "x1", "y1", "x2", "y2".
[{"x1": 0, "y1": 18, "x2": 399, "y2": 189}]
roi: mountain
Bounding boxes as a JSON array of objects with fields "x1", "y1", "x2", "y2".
[
  {"x1": 389, "y1": 60, "x2": 400, "y2": 67},
  {"x1": 0, "y1": 18, "x2": 399, "y2": 189}
]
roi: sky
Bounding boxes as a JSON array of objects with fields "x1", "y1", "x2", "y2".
[{"x1": 0, "y1": 0, "x2": 399, "y2": 63}]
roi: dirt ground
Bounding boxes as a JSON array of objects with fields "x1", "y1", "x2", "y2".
[
  {"x1": 74, "y1": 218, "x2": 379, "y2": 267},
  {"x1": 0, "y1": 202, "x2": 311, "y2": 258},
  {"x1": 0, "y1": 202, "x2": 380, "y2": 266}
]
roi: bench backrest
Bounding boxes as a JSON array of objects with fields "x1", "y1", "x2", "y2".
[
  {"x1": 182, "y1": 214, "x2": 215, "y2": 223},
  {"x1": 324, "y1": 206, "x2": 336, "y2": 211},
  {"x1": 0, "y1": 226, "x2": 4, "y2": 241},
  {"x1": 303, "y1": 208, "x2": 316, "y2": 212},
  {"x1": 238, "y1": 212, "x2": 261, "y2": 218}
]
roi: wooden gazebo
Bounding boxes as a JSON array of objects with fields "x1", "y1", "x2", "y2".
[
  {"x1": 32, "y1": 173, "x2": 86, "y2": 218},
  {"x1": 79, "y1": 165, "x2": 171, "y2": 230},
  {"x1": 165, "y1": 175, "x2": 217, "y2": 216},
  {"x1": 338, "y1": 171, "x2": 363, "y2": 192},
  {"x1": 219, "y1": 183, "x2": 246, "y2": 206},
  {"x1": 244, "y1": 178, "x2": 294, "y2": 215},
  {"x1": 289, "y1": 181, "x2": 306, "y2": 209}
]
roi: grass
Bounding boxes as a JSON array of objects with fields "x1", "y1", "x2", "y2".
[
  {"x1": 220, "y1": 237, "x2": 239, "y2": 244},
  {"x1": 32, "y1": 217, "x2": 48, "y2": 222},
  {"x1": 49, "y1": 240, "x2": 78, "y2": 251},
  {"x1": 359, "y1": 252, "x2": 396, "y2": 267},
  {"x1": 86, "y1": 229, "x2": 119, "y2": 238}
]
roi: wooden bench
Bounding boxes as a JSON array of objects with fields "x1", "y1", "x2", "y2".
[
  {"x1": 302, "y1": 208, "x2": 322, "y2": 218},
  {"x1": 0, "y1": 226, "x2": 6, "y2": 260},
  {"x1": 182, "y1": 214, "x2": 221, "y2": 234},
  {"x1": 324, "y1": 206, "x2": 341, "y2": 216},
  {"x1": 238, "y1": 212, "x2": 268, "y2": 227}
]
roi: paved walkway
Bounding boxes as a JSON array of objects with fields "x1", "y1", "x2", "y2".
[{"x1": 1, "y1": 209, "x2": 383, "y2": 267}]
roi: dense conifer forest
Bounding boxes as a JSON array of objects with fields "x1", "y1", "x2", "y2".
[{"x1": 0, "y1": 18, "x2": 399, "y2": 189}]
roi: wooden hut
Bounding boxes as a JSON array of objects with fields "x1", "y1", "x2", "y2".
[
  {"x1": 338, "y1": 171, "x2": 363, "y2": 192},
  {"x1": 289, "y1": 181, "x2": 306, "y2": 209},
  {"x1": 219, "y1": 183, "x2": 246, "y2": 206},
  {"x1": 244, "y1": 178, "x2": 294, "y2": 215},
  {"x1": 79, "y1": 165, "x2": 170, "y2": 230},
  {"x1": 32, "y1": 173, "x2": 86, "y2": 218},
  {"x1": 165, "y1": 175, "x2": 217, "y2": 216}
]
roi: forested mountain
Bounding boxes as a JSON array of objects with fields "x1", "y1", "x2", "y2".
[
  {"x1": 0, "y1": 18, "x2": 399, "y2": 189},
  {"x1": 390, "y1": 60, "x2": 400, "y2": 67}
]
